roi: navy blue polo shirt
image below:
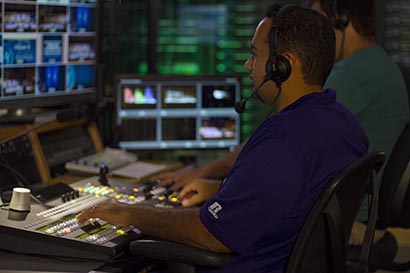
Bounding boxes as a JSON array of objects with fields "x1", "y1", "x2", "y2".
[{"x1": 199, "y1": 89, "x2": 368, "y2": 273}]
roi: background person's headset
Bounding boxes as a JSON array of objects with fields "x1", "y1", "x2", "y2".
[
  {"x1": 265, "y1": 5, "x2": 294, "y2": 87},
  {"x1": 328, "y1": 0, "x2": 349, "y2": 30}
]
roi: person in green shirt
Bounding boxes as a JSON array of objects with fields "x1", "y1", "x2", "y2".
[{"x1": 306, "y1": 0, "x2": 409, "y2": 245}]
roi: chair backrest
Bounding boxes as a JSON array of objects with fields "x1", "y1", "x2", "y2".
[
  {"x1": 285, "y1": 152, "x2": 385, "y2": 273},
  {"x1": 378, "y1": 123, "x2": 410, "y2": 229}
]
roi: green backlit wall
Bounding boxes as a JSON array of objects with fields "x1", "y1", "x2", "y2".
[{"x1": 99, "y1": 1, "x2": 149, "y2": 96}]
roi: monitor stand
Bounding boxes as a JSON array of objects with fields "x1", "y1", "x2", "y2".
[{"x1": 0, "y1": 108, "x2": 36, "y2": 125}]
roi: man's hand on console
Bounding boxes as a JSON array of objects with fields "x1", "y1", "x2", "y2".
[
  {"x1": 178, "y1": 179, "x2": 222, "y2": 207},
  {"x1": 76, "y1": 200, "x2": 132, "y2": 226},
  {"x1": 152, "y1": 168, "x2": 204, "y2": 191}
]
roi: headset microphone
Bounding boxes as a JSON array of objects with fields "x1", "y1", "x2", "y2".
[
  {"x1": 234, "y1": 99, "x2": 246, "y2": 114},
  {"x1": 234, "y1": 78, "x2": 268, "y2": 114}
]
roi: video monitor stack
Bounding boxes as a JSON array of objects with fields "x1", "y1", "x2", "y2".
[
  {"x1": 116, "y1": 75, "x2": 241, "y2": 150},
  {"x1": 0, "y1": 0, "x2": 97, "y2": 109}
]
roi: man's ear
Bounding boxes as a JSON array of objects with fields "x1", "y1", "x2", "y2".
[{"x1": 283, "y1": 52, "x2": 296, "y2": 69}]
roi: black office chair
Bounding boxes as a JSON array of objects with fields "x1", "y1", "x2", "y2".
[
  {"x1": 129, "y1": 152, "x2": 385, "y2": 273},
  {"x1": 349, "y1": 124, "x2": 410, "y2": 272}
]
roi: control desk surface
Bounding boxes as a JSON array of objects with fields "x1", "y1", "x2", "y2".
[{"x1": 0, "y1": 176, "x2": 180, "y2": 261}]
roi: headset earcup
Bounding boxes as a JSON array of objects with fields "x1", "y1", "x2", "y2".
[
  {"x1": 268, "y1": 54, "x2": 291, "y2": 84},
  {"x1": 276, "y1": 54, "x2": 291, "y2": 83},
  {"x1": 331, "y1": 13, "x2": 349, "y2": 30}
]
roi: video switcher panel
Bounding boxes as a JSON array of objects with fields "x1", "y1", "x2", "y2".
[{"x1": 0, "y1": 177, "x2": 179, "y2": 260}]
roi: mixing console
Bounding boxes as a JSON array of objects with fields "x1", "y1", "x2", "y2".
[
  {"x1": 0, "y1": 176, "x2": 180, "y2": 261},
  {"x1": 70, "y1": 176, "x2": 180, "y2": 208}
]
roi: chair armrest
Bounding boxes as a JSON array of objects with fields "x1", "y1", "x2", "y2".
[{"x1": 129, "y1": 238, "x2": 231, "y2": 267}]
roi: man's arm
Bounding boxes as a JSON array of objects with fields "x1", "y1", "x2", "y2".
[
  {"x1": 76, "y1": 201, "x2": 230, "y2": 253},
  {"x1": 129, "y1": 205, "x2": 230, "y2": 252},
  {"x1": 196, "y1": 142, "x2": 245, "y2": 178},
  {"x1": 154, "y1": 141, "x2": 246, "y2": 190}
]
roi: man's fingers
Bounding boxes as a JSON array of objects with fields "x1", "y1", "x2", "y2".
[
  {"x1": 158, "y1": 178, "x2": 174, "y2": 187},
  {"x1": 76, "y1": 209, "x2": 94, "y2": 223},
  {"x1": 181, "y1": 194, "x2": 202, "y2": 207},
  {"x1": 178, "y1": 184, "x2": 194, "y2": 199},
  {"x1": 76, "y1": 201, "x2": 110, "y2": 223}
]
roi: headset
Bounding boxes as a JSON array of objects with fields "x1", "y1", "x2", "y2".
[
  {"x1": 328, "y1": 0, "x2": 349, "y2": 30},
  {"x1": 235, "y1": 5, "x2": 296, "y2": 114},
  {"x1": 265, "y1": 5, "x2": 293, "y2": 86}
]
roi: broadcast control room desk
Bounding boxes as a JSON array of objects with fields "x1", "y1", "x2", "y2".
[
  {"x1": 0, "y1": 173, "x2": 181, "y2": 273},
  {"x1": 0, "y1": 118, "x2": 183, "y2": 272},
  {"x1": 0, "y1": 191, "x2": 151, "y2": 273}
]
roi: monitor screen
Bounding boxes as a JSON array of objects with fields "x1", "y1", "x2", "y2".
[
  {"x1": 116, "y1": 75, "x2": 241, "y2": 150},
  {"x1": 0, "y1": 0, "x2": 98, "y2": 112}
]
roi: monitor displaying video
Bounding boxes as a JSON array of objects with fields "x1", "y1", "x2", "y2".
[
  {"x1": 3, "y1": 38, "x2": 36, "y2": 65},
  {"x1": 38, "y1": 5, "x2": 68, "y2": 32},
  {"x1": 70, "y1": 6, "x2": 95, "y2": 33},
  {"x1": 4, "y1": 67, "x2": 35, "y2": 96},
  {"x1": 0, "y1": 0, "x2": 97, "y2": 108},
  {"x1": 42, "y1": 35, "x2": 64, "y2": 63},
  {"x1": 38, "y1": 65, "x2": 66, "y2": 93},
  {"x1": 162, "y1": 118, "x2": 196, "y2": 141},
  {"x1": 202, "y1": 84, "x2": 236, "y2": 108},
  {"x1": 68, "y1": 36, "x2": 95, "y2": 62},
  {"x1": 162, "y1": 85, "x2": 197, "y2": 108},
  {"x1": 4, "y1": 4, "x2": 37, "y2": 33},
  {"x1": 122, "y1": 85, "x2": 157, "y2": 109},
  {"x1": 116, "y1": 75, "x2": 241, "y2": 150},
  {"x1": 200, "y1": 117, "x2": 236, "y2": 140},
  {"x1": 67, "y1": 65, "x2": 95, "y2": 91}
]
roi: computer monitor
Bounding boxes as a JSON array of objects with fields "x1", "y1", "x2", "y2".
[
  {"x1": 115, "y1": 75, "x2": 241, "y2": 150},
  {"x1": 0, "y1": 0, "x2": 98, "y2": 119}
]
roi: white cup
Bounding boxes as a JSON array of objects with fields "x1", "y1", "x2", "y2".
[{"x1": 9, "y1": 187, "x2": 31, "y2": 212}]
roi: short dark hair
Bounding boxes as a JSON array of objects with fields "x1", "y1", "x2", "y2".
[
  {"x1": 266, "y1": 5, "x2": 335, "y2": 86},
  {"x1": 265, "y1": 3, "x2": 283, "y2": 18},
  {"x1": 305, "y1": 0, "x2": 376, "y2": 37}
]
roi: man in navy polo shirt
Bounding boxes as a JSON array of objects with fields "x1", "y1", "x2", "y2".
[{"x1": 77, "y1": 5, "x2": 368, "y2": 273}]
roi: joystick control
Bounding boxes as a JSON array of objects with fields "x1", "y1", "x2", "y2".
[{"x1": 98, "y1": 163, "x2": 111, "y2": 187}]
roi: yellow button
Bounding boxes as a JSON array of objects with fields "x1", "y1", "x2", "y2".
[
  {"x1": 129, "y1": 195, "x2": 135, "y2": 200},
  {"x1": 115, "y1": 194, "x2": 121, "y2": 199},
  {"x1": 116, "y1": 229, "x2": 126, "y2": 235},
  {"x1": 170, "y1": 197, "x2": 178, "y2": 202},
  {"x1": 133, "y1": 188, "x2": 139, "y2": 193}
]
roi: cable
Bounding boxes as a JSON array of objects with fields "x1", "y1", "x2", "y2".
[
  {"x1": 0, "y1": 119, "x2": 52, "y2": 146},
  {"x1": 265, "y1": 84, "x2": 283, "y2": 119},
  {"x1": 0, "y1": 162, "x2": 30, "y2": 189},
  {"x1": 339, "y1": 29, "x2": 346, "y2": 60},
  {"x1": 0, "y1": 108, "x2": 80, "y2": 146},
  {"x1": 0, "y1": 152, "x2": 27, "y2": 192},
  {"x1": 0, "y1": 141, "x2": 48, "y2": 208},
  {"x1": 0, "y1": 162, "x2": 49, "y2": 208}
]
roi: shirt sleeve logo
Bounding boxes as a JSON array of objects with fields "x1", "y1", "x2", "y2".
[{"x1": 208, "y1": 201, "x2": 222, "y2": 219}]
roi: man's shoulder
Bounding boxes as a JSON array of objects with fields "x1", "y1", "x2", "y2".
[{"x1": 330, "y1": 46, "x2": 397, "y2": 79}]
